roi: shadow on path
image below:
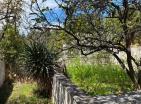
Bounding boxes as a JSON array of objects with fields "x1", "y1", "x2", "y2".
[{"x1": 0, "y1": 79, "x2": 14, "y2": 104}]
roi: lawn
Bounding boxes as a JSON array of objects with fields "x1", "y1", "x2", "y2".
[
  {"x1": 0, "y1": 80, "x2": 52, "y2": 104},
  {"x1": 67, "y1": 63, "x2": 134, "y2": 96}
]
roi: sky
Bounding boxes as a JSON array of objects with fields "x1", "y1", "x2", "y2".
[
  {"x1": 2, "y1": 0, "x2": 122, "y2": 35},
  {"x1": 20, "y1": 0, "x2": 60, "y2": 35}
]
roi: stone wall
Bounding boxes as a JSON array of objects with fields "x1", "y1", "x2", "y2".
[
  {"x1": 0, "y1": 60, "x2": 5, "y2": 87},
  {"x1": 65, "y1": 46, "x2": 141, "y2": 65},
  {"x1": 112, "y1": 46, "x2": 141, "y2": 64},
  {"x1": 52, "y1": 73, "x2": 141, "y2": 104}
]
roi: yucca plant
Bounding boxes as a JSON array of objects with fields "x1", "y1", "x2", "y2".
[{"x1": 24, "y1": 41, "x2": 57, "y2": 98}]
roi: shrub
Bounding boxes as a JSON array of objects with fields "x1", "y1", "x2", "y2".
[{"x1": 24, "y1": 41, "x2": 57, "y2": 98}]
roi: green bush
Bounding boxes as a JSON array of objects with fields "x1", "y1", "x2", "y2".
[{"x1": 24, "y1": 41, "x2": 57, "y2": 98}]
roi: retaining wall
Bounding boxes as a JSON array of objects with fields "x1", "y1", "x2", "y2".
[
  {"x1": 52, "y1": 73, "x2": 141, "y2": 104},
  {"x1": 0, "y1": 60, "x2": 5, "y2": 87}
]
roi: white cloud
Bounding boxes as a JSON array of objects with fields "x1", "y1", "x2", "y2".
[
  {"x1": 23, "y1": 0, "x2": 58, "y2": 8},
  {"x1": 43, "y1": 0, "x2": 58, "y2": 8},
  {"x1": 20, "y1": 0, "x2": 59, "y2": 35}
]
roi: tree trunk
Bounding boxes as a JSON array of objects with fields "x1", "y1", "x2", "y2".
[
  {"x1": 137, "y1": 69, "x2": 141, "y2": 89},
  {"x1": 37, "y1": 77, "x2": 53, "y2": 98},
  {"x1": 125, "y1": 30, "x2": 139, "y2": 88},
  {"x1": 46, "y1": 78, "x2": 52, "y2": 98},
  {"x1": 5, "y1": 63, "x2": 10, "y2": 81}
]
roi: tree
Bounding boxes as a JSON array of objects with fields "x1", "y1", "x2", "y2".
[
  {"x1": 0, "y1": 0, "x2": 23, "y2": 40},
  {"x1": 30, "y1": 0, "x2": 141, "y2": 89},
  {"x1": 0, "y1": 24, "x2": 24, "y2": 80},
  {"x1": 28, "y1": 25, "x2": 74, "y2": 55},
  {"x1": 0, "y1": 0, "x2": 24, "y2": 81}
]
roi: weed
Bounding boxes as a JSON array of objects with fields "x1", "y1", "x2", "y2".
[{"x1": 67, "y1": 63, "x2": 134, "y2": 96}]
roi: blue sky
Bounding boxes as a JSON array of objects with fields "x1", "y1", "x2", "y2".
[
  {"x1": 20, "y1": 0, "x2": 61, "y2": 34},
  {"x1": 39, "y1": 0, "x2": 65, "y2": 24}
]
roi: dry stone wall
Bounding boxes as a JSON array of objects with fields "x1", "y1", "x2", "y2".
[
  {"x1": 52, "y1": 73, "x2": 141, "y2": 104},
  {"x1": 0, "y1": 60, "x2": 5, "y2": 87}
]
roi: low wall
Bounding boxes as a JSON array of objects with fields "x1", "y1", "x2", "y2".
[
  {"x1": 0, "y1": 60, "x2": 5, "y2": 87},
  {"x1": 52, "y1": 73, "x2": 141, "y2": 104}
]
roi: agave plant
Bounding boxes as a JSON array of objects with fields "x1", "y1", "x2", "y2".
[{"x1": 24, "y1": 41, "x2": 57, "y2": 98}]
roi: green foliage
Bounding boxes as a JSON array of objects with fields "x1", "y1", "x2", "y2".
[
  {"x1": 67, "y1": 63, "x2": 134, "y2": 96},
  {"x1": 46, "y1": 30, "x2": 73, "y2": 52},
  {"x1": 133, "y1": 34, "x2": 141, "y2": 45},
  {"x1": 24, "y1": 41, "x2": 56, "y2": 80},
  {"x1": 0, "y1": 24, "x2": 24, "y2": 65},
  {"x1": 24, "y1": 41, "x2": 57, "y2": 98}
]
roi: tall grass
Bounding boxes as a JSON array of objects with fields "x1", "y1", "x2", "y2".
[{"x1": 67, "y1": 62, "x2": 134, "y2": 96}]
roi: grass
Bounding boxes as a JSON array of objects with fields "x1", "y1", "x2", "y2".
[
  {"x1": 67, "y1": 62, "x2": 134, "y2": 96},
  {"x1": 0, "y1": 81, "x2": 52, "y2": 104}
]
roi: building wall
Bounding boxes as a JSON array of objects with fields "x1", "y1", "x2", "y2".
[
  {"x1": 77, "y1": 46, "x2": 141, "y2": 65},
  {"x1": 111, "y1": 46, "x2": 141, "y2": 65}
]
